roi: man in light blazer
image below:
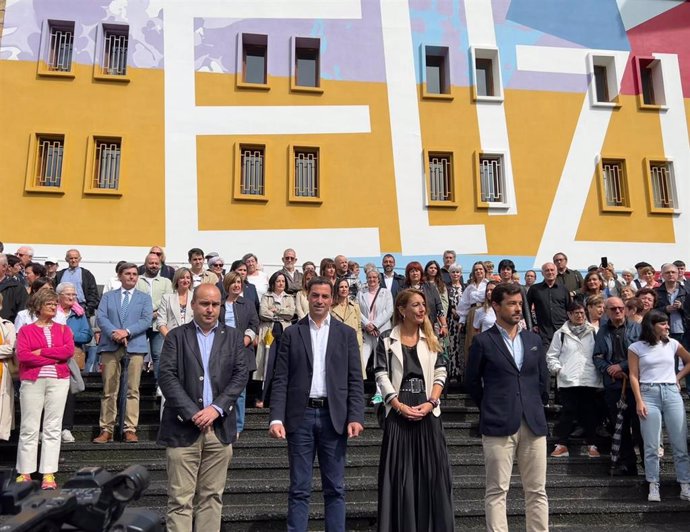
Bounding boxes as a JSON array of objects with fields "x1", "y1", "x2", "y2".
[
  {"x1": 158, "y1": 284, "x2": 248, "y2": 532},
  {"x1": 269, "y1": 277, "x2": 365, "y2": 532},
  {"x1": 467, "y1": 282, "x2": 549, "y2": 532},
  {"x1": 93, "y1": 263, "x2": 153, "y2": 444}
]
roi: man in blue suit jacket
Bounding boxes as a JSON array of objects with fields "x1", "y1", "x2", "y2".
[
  {"x1": 93, "y1": 263, "x2": 153, "y2": 443},
  {"x1": 269, "y1": 277, "x2": 365, "y2": 532},
  {"x1": 467, "y1": 283, "x2": 549, "y2": 532}
]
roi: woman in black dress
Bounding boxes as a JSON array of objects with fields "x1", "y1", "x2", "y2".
[{"x1": 374, "y1": 289, "x2": 454, "y2": 532}]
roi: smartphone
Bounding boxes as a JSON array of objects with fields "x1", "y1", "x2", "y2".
[{"x1": 601, "y1": 257, "x2": 608, "y2": 268}]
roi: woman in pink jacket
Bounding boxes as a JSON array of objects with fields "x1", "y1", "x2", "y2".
[{"x1": 15, "y1": 289, "x2": 74, "y2": 490}]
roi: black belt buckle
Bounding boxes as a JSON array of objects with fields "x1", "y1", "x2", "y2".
[{"x1": 308, "y1": 397, "x2": 327, "y2": 408}]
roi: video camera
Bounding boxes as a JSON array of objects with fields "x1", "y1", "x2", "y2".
[{"x1": 0, "y1": 465, "x2": 162, "y2": 532}]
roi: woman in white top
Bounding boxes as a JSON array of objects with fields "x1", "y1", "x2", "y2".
[
  {"x1": 157, "y1": 267, "x2": 194, "y2": 336},
  {"x1": 457, "y1": 261, "x2": 488, "y2": 326},
  {"x1": 472, "y1": 281, "x2": 497, "y2": 334},
  {"x1": 628, "y1": 310, "x2": 690, "y2": 503}
]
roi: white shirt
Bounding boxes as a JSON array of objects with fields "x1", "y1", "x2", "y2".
[
  {"x1": 120, "y1": 288, "x2": 133, "y2": 304},
  {"x1": 309, "y1": 313, "x2": 331, "y2": 398},
  {"x1": 247, "y1": 271, "x2": 269, "y2": 300},
  {"x1": 629, "y1": 338, "x2": 679, "y2": 384},
  {"x1": 383, "y1": 274, "x2": 394, "y2": 290}
]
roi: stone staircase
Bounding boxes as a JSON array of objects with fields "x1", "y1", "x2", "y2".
[{"x1": 2, "y1": 375, "x2": 690, "y2": 531}]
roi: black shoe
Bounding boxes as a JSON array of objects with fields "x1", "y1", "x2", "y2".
[
  {"x1": 570, "y1": 426, "x2": 585, "y2": 438},
  {"x1": 610, "y1": 465, "x2": 638, "y2": 477}
]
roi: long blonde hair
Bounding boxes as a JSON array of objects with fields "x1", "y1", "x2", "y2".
[{"x1": 393, "y1": 289, "x2": 441, "y2": 353}]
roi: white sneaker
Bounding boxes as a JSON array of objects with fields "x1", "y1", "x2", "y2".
[
  {"x1": 648, "y1": 482, "x2": 661, "y2": 502},
  {"x1": 61, "y1": 429, "x2": 75, "y2": 443},
  {"x1": 658, "y1": 446, "x2": 664, "y2": 458},
  {"x1": 681, "y1": 483, "x2": 690, "y2": 501},
  {"x1": 156, "y1": 386, "x2": 162, "y2": 397}
]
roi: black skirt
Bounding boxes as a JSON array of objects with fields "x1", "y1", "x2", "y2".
[{"x1": 377, "y1": 388, "x2": 455, "y2": 532}]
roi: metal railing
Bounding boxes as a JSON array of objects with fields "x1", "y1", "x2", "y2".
[
  {"x1": 241, "y1": 148, "x2": 265, "y2": 195},
  {"x1": 47, "y1": 27, "x2": 73, "y2": 71},
  {"x1": 650, "y1": 162, "x2": 677, "y2": 209},
  {"x1": 35, "y1": 137, "x2": 63, "y2": 187},
  {"x1": 294, "y1": 150, "x2": 318, "y2": 197},
  {"x1": 94, "y1": 141, "x2": 121, "y2": 189},
  {"x1": 479, "y1": 156, "x2": 504, "y2": 203},
  {"x1": 429, "y1": 154, "x2": 452, "y2": 201},
  {"x1": 602, "y1": 161, "x2": 626, "y2": 206},
  {"x1": 102, "y1": 31, "x2": 128, "y2": 75}
]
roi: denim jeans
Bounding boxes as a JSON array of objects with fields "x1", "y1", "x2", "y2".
[
  {"x1": 639, "y1": 383, "x2": 690, "y2": 483},
  {"x1": 146, "y1": 329, "x2": 165, "y2": 380},
  {"x1": 235, "y1": 388, "x2": 246, "y2": 433},
  {"x1": 85, "y1": 344, "x2": 99, "y2": 373}
]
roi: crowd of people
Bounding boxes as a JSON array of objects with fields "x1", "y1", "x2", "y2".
[{"x1": 1, "y1": 241, "x2": 690, "y2": 531}]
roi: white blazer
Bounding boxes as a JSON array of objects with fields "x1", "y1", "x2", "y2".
[
  {"x1": 357, "y1": 287, "x2": 393, "y2": 334},
  {"x1": 157, "y1": 292, "x2": 193, "y2": 331}
]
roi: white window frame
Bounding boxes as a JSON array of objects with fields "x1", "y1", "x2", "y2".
[
  {"x1": 470, "y1": 47, "x2": 503, "y2": 102},
  {"x1": 637, "y1": 56, "x2": 667, "y2": 109},
  {"x1": 587, "y1": 53, "x2": 620, "y2": 108}
]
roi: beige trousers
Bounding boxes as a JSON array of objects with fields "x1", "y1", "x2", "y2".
[
  {"x1": 482, "y1": 420, "x2": 549, "y2": 532},
  {"x1": 166, "y1": 430, "x2": 233, "y2": 532},
  {"x1": 99, "y1": 347, "x2": 144, "y2": 433}
]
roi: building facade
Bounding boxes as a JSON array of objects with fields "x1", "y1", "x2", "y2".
[{"x1": 1, "y1": 0, "x2": 688, "y2": 277}]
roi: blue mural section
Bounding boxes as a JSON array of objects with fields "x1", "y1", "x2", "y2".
[{"x1": 506, "y1": 0, "x2": 630, "y2": 51}]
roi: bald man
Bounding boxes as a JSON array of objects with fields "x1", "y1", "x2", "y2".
[{"x1": 527, "y1": 262, "x2": 571, "y2": 347}]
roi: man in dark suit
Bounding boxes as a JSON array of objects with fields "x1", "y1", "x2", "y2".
[
  {"x1": 467, "y1": 283, "x2": 549, "y2": 532},
  {"x1": 269, "y1": 277, "x2": 365, "y2": 532},
  {"x1": 379, "y1": 254, "x2": 404, "y2": 300},
  {"x1": 158, "y1": 284, "x2": 248, "y2": 532}
]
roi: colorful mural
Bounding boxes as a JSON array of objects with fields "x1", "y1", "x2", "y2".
[{"x1": 1, "y1": 0, "x2": 688, "y2": 279}]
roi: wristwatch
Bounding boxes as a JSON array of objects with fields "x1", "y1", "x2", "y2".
[{"x1": 427, "y1": 398, "x2": 440, "y2": 408}]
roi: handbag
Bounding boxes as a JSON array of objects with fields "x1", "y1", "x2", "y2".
[
  {"x1": 68, "y1": 357, "x2": 85, "y2": 394},
  {"x1": 73, "y1": 347, "x2": 86, "y2": 371}
]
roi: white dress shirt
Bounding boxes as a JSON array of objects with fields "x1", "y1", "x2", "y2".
[{"x1": 309, "y1": 314, "x2": 331, "y2": 398}]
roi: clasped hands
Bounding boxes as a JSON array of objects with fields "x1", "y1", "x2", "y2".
[
  {"x1": 192, "y1": 405, "x2": 220, "y2": 432},
  {"x1": 606, "y1": 363, "x2": 625, "y2": 380},
  {"x1": 396, "y1": 401, "x2": 433, "y2": 421}
]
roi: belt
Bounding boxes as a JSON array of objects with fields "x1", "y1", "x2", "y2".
[
  {"x1": 399, "y1": 378, "x2": 425, "y2": 394},
  {"x1": 307, "y1": 397, "x2": 328, "y2": 408}
]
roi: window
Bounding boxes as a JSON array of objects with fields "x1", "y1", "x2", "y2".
[
  {"x1": 478, "y1": 154, "x2": 506, "y2": 206},
  {"x1": 233, "y1": 144, "x2": 267, "y2": 200},
  {"x1": 293, "y1": 37, "x2": 320, "y2": 89},
  {"x1": 471, "y1": 48, "x2": 503, "y2": 101},
  {"x1": 93, "y1": 139, "x2": 121, "y2": 189},
  {"x1": 588, "y1": 55, "x2": 619, "y2": 106},
  {"x1": 34, "y1": 135, "x2": 64, "y2": 187},
  {"x1": 637, "y1": 57, "x2": 666, "y2": 107},
  {"x1": 646, "y1": 160, "x2": 678, "y2": 212},
  {"x1": 46, "y1": 21, "x2": 74, "y2": 72},
  {"x1": 426, "y1": 152, "x2": 454, "y2": 205},
  {"x1": 289, "y1": 146, "x2": 321, "y2": 203},
  {"x1": 597, "y1": 158, "x2": 630, "y2": 211},
  {"x1": 101, "y1": 25, "x2": 129, "y2": 76},
  {"x1": 241, "y1": 34, "x2": 268, "y2": 86},
  {"x1": 423, "y1": 46, "x2": 451, "y2": 98}
]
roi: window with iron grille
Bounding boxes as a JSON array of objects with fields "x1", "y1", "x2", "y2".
[
  {"x1": 47, "y1": 21, "x2": 74, "y2": 72},
  {"x1": 34, "y1": 135, "x2": 65, "y2": 187},
  {"x1": 479, "y1": 154, "x2": 505, "y2": 204},
  {"x1": 293, "y1": 148, "x2": 319, "y2": 198},
  {"x1": 93, "y1": 139, "x2": 121, "y2": 190},
  {"x1": 101, "y1": 25, "x2": 129, "y2": 76},
  {"x1": 649, "y1": 161, "x2": 677, "y2": 209},
  {"x1": 601, "y1": 159, "x2": 628, "y2": 207},
  {"x1": 240, "y1": 146, "x2": 265, "y2": 195},
  {"x1": 428, "y1": 152, "x2": 453, "y2": 202}
]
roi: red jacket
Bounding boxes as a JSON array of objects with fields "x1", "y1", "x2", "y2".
[{"x1": 16, "y1": 322, "x2": 74, "y2": 381}]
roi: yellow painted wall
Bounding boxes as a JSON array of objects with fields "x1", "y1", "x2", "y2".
[
  {"x1": 424, "y1": 88, "x2": 587, "y2": 256},
  {"x1": 0, "y1": 60, "x2": 165, "y2": 246},
  {"x1": 576, "y1": 95, "x2": 675, "y2": 242},
  {"x1": 195, "y1": 72, "x2": 402, "y2": 252}
]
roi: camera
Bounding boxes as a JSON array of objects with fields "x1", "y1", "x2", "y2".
[{"x1": 0, "y1": 466, "x2": 162, "y2": 532}]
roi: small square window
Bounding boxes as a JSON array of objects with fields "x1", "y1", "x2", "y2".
[
  {"x1": 637, "y1": 57, "x2": 666, "y2": 108},
  {"x1": 234, "y1": 144, "x2": 267, "y2": 201},
  {"x1": 646, "y1": 160, "x2": 678, "y2": 212},
  {"x1": 478, "y1": 154, "x2": 506, "y2": 205},
  {"x1": 290, "y1": 146, "x2": 321, "y2": 203},
  {"x1": 589, "y1": 55, "x2": 619, "y2": 107},
  {"x1": 101, "y1": 25, "x2": 129, "y2": 76},
  {"x1": 424, "y1": 46, "x2": 451, "y2": 97},
  {"x1": 295, "y1": 38, "x2": 320, "y2": 88},
  {"x1": 242, "y1": 34, "x2": 268, "y2": 85},
  {"x1": 597, "y1": 158, "x2": 631, "y2": 211},
  {"x1": 471, "y1": 48, "x2": 503, "y2": 101},
  {"x1": 46, "y1": 21, "x2": 75, "y2": 72}
]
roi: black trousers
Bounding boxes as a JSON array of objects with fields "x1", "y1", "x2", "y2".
[
  {"x1": 554, "y1": 386, "x2": 599, "y2": 445},
  {"x1": 605, "y1": 386, "x2": 643, "y2": 470}
]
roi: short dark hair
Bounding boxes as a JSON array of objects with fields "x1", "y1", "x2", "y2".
[
  {"x1": 634, "y1": 261, "x2": 652, "y2": 270},
  {"x1": 117, "y1": 262, "x2": 138, "y2": 275},
  {"x1": 640, "y1": 310, "x2": 670, "y2": 346},
  {"x1": 491, "y1": 282, "x2": 522, "y2": 305},
  {"x1": 307, "y1": 276, "x2": 334, "y2": 296},
  {"x1": 115, "y1": 260, "x2": 127, "y2": 274},
  {"x1": 382, "y1": 253, "x2": 395, "y2": 261},
  {"x1": 231, "y1": 259, "x2": 246, "y2": 271},
  {"x1": 30, "y1": 277, "x2": 53, "y2": 294},
  {"x1": 636, "y1": 287, "x2": 658, "y2": 307},
  {"x1": 26, "y1": 262, "x2": 46, "y2": 277},
  {"x1": 567, "y1": 301, "x2": 586, "y2": 313},
  {"x1": 673, "y1": 260, "x2": 686, "y2": 268},
  {"x1": 6, "y1": 255, "x2": 20, "y2": 268},
  {"x1": 188, "y1": 248, "x2": 204, "y2": 261},
  {"x1": 498, "y1": 259, "x2": 515, "y2": 273},
  {"x1": 553, "y1": 252, "x2": 568, "y2": 260},
  {"x1": 268, "y1": 271, "x2": 288, "y2": 293}
]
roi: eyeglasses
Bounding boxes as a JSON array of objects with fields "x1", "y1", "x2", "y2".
[
  {"x1": 283, "y1": 257, "x2": 296, "y2": 261},
  {"x1": 151, "y1": 252, "x2": 163, "y2": 256},
  {"x1": 43, "y1": 302, "x2": 58, "y2": 307},
  {"x1": 212, "y1": 263, "x2": 224, "y2": 268}
]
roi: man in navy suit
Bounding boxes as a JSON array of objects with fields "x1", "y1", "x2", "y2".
[
  {"x1": 269, "y1": 277, "x2": 365, "y2": 532},
  {"x1": 93, "y1": 263, "x2": 153, "y2": 443},
  {"x1": 467, "y1": 283, "x2": 549, "y2": 532}
]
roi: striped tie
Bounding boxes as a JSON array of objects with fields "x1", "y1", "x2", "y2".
[{"x1": 120, "y1": 291, "x2": 130, "y2": 323}]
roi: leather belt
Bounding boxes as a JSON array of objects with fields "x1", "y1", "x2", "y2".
[
  {"x1": 307, "y1": 397, "x2": 328, "y2": 408},
  {"x1": 399, "y1": 378, "x2": 425, "y2": 394}
]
